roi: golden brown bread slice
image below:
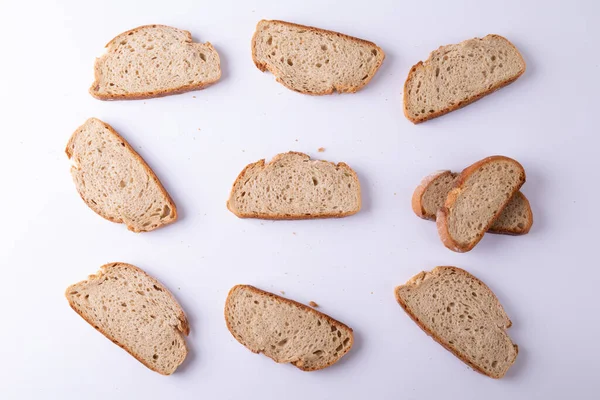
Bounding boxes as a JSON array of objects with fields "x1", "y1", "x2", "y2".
[
  {"x1": 437, "y1": 156, "x2": 526, "y2": 252},
  {"x1": 412, "y1": 170, "x2": 533, "y2": 235},
  {"x1": 66, "y1": 118, "x2": 177, "y2": 232},
  {"x1": 252, "y1": 20, "x2": 384, "y2": 94},
  {"x1": 395, "y1": 266, "x2": 518, "y2": 379},
  {"x1": 66, "y1": 263, "x2": 189, "y2": 375},
  {"x1": 227, "y1": 152, "x2": 361, "y2": 220},
  {"x1": 90, "y1": 24, "x2": 221, "y2": 100},
  {"x1": 225, "y1": 285, "x2": 353, "y2": 371},
  {"x1": 403, "y1": 34, "x2": 525, "y2": 123}
]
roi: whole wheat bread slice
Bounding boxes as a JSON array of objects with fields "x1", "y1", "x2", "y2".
[
  {"x1": 412, "y1": 170, "x2": 533, "y2": 235},
  {"x1": 252, "y1": 20, "x2": 384, "y2": 94},
  {"x1": 227, "y1": 152, "x2": 361, "y2": 219},
  {"x1": 404, "y1": 35, "x2": 525, "y2": 123},
  {"x1": 90, "y1": 24, "x2": 221, "y2": 100},
  {"x1": 395, "y1": 266, "x2": 518, "y2": 379},
  {"x1": 66, "y1": 118, "x2": 177, "y2": 232},
  {"x1": 437, "y1": 156, "x2": 526, "y2": 252},
  {"x1": 66, "y1": 263, "x2": 189, "y2": 375},
  {"x1": 225, "y1": 285, "x2": 353, "y2": 371}
]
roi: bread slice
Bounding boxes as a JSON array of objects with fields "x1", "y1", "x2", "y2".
[
  {"x1": 252, "y1": 20, "x2": 384, "y2": 94},
  {"x1": 437, "y1": 156, "x2": 526, "y2": 252},
  {"x1": 65, "y1": 263, "x2": 189, "y2": 375},
  {"x1": 395, "y1": 266, "x2": 518, "y2": 379},
  {"x1": 227, "y1": 152, "x2": 361, "y2": 219},
  {"x1": 90, "y1": 24, "x2": 221, "y2": 100},
  {"x1": 412, "y1": 170, "x2": 533, "y2": 235},
  {"x1": 404, "y1": 35, "x2": 525, "y2": 123},
  {"x1": 66, "y1": 118, "x2": 177, "y2": 232},
  {"x1": 225, "y1": 285, "x2": 353, "y2": 371}
]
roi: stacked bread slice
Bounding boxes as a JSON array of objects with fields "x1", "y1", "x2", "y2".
[{"x1": 412, "y1": 156, "x2": 532, "y2": 252}]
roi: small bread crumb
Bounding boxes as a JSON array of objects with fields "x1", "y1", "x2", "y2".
[
  {"x1": 318, "y1": 147, "x2": 325, "y2": 152},
  {"x1": 280, "y1": 291, "x2": 285, "y2": 295},
  {"x1": 308, "y1": 301, "x2": 318, "y2": 307}
]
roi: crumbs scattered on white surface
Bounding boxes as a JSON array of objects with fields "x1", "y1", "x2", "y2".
[
  {"x1": 192, "y1": 96, "x2": 196, "y2": 98},
  {"x1": 280, "y1": 291, "x2": 285, "y2": 295},
  {"x1": 308, "y1": 301, "x2": 318, "y2": 308},
  {"x1": 292, "y1": 232, "x2": 296, "y2": 235},
  {"x1": 318, "y1": 147, "x2": 325, "y2": 152}
]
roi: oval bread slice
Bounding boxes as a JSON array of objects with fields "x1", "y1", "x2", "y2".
[
  {"x1": 395, "y1": 266, "x2": 518, "y2": 379},
  {"x1": 412, "y1": 170, "x2": 533, "y2": 235},
  {"x1": 403, "y1": 34, "x2": 525, "y2": 123},
  {"x1": 225, "y1": 285, "x2": 353, "y2": 371},
  {"x1": 227, "y1": 152, "x2": 361, "y2": 219},
  {"x1": 436, "y1": 156, "x2": 526, "y2": 252},
  {"x1": 252, "y1": 20, "x2": 384, "y2": 94},
  {"x1": 90, "y1": 24, "x2": 221, "y2": 100},
  {"x1": 66, "y1": 118, "x2": 177, "y2": 232},
  {"x1": 66, "y1": 263, "x2": 189, "y2": 375}
]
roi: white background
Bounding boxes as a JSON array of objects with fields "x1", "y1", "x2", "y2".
[{"x1": 1, "y1": 0, "x2": 598, "y2": 398}]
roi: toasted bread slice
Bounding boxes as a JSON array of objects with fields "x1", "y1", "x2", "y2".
[
  {"x1": 395, "y1": 266, "x2": 518, "y2": 378},
  {"x1": 437, "y1": 156, "x2": 526, "y2": 252},
  {"x1": 66, "y1": 118, "x2": 177, "y2": 232},
  {"x1": 252, "y1": 20, "x2": 384, "y2": 94},
  {"x1": 225, "y1": 285, "x2": 353, "y2": 371},
  {"x1": 90, "y1": 24, "x2": 221, "y2": 100},
  {"x1": 66, "y1": 263, "x2": 189, "y2": 375},
  {"x1": 227, "y1": 152, "x2": 361, "y2": 219},
  {"x1": 412, "y1": 170, "x2": 532, "y2": 235},
  {"x1": 404, "y1": 35, "x2": 525, "y2": 123}
]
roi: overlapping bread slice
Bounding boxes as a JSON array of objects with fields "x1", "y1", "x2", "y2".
[
  {"x1": 66, "y1": 118, "x2": 177, "y2": 232},
  {"x1": 252, "y1": 20, "x2": 384, "y2": 94},
  {"x1": 227, "y1": 152, "x2": 361, "y2": 219},
  {"x1": 412, "y1": 170, "x2": 532, "y2": 235},
  {"x1": 66, "y1": 263, "x2": 189, "y2": 375},
  {"x1": 437, "y1": 156, "x2": 526, "y2": 252},
  {"x1": 395, "y1": 266, "x2": 518, "y2": 378},
  {"x1": 225, "y1": 285, "x2": 353, "y2": 371},
  {"x1": 90, "y1": 24, "x2": 221, "y2": 100},
  {"x1": 404, "y1": 34, "x2": 525, "y2": 123}
]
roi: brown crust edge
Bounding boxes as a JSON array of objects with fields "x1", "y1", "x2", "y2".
[
  {"x1": 224, "y1": 284, "x2": 354, "y2": 371},
  {"x1": 403, "y1": 34, "x2": 526, "y2": 124},
  {"x1": 251, "y1": 19, "x2": 385, "y2": 95},
  {"x1": 226, "y1": 151, "x2": 361, "y2": 220},
  {"x1": 436, "y1": 156, "x2": 526, "y2": 252},
  {"x1": 65, "y1": 262, "x2": 190, "y2": 375},
  {"x1": 411, "y1": 170, "x2": 453, "y2": 220},
  {"x1": 65, "y1": 118, "x2": 178, "y2": 232},
  {"x1": 394, "y1": 266, "x2": 518, "y2": 379},
  {"x1": 89, "y1": 24, "x2": 221, "y2": 100}
]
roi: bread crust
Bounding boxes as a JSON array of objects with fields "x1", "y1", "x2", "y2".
[
  {"x1": 66, "y1": 118, "x2": 177, "y2": 232},
  {"x1": 403, "y1": 34, "x2": 526, "y2": 124},
  {"x1": 490, "y1": 191, "x2": 533, "y2": 235},
  {"x1": 65, "y1": 262, "x2": 189, "y2": 375},
  {"x1": 226, "y1": 151, "x2": 361, "y2": 219},
  {"x1": 436, "y1": 156, "x2": 526, "y2": 252},
  {"x1": 224, "y1": 285, "x2": 354, "y2": 371},
  {"x1": 89, "y1": 24, "x2": 221, "y2": 100},
  {"x1": 411, "y1": 170, "x2": 453, "y2": 220},
  {"x1": 394, "y1": 266, "x2": 518, "y2": 379},
  {"x1": 251, "y1": 20, "x2": 385, "y2": 95}
]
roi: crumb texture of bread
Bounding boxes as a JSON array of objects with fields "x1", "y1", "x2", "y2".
[
  {"x1": 395, "y1": 267, "x2": 518, "y2": 378},
  {"x1": 414, "y1": 170, "x2": 532, "y2": 234},
  {"x1": 227, "y1": 152, "x2": 361, "y2": 219},
  {"x1": 225, "y1": 285, "x2": 353, "y2": 371},
  {"x1": 90, "y1": 25, "x2": 221, "y2": 100},
  {"x1": 66, "y1": 118, "x2": 177, "y2": 232},
  {"x1": 437, "y1": 156, "x2": 526, "y2": 251},
  {"x1": 65, "y1": 263, "x2": 189, "y2": 375},
  {"x1": 404, "y1": 35, "x2": 525, "y2": 123},
  {"x1": 252, "y1": 20, "x2": 384, "y2": 94}
]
